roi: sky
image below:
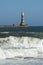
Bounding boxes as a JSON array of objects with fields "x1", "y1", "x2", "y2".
[{"x1": 0, "y1": 0, "x2": 43, "y2": 26}]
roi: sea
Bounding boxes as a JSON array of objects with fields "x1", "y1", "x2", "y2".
[{"x1": 0, "y1": 26, "x2": 43, "y2": 65}]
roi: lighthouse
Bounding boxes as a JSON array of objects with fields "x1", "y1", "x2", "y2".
[{"x1": 20, "y1": 11, "x2": 24, "y2": 26}]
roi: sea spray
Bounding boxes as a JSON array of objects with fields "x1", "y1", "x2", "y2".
[{"x1": 0, "y1": 36, "x2": 43, "y2": 59}]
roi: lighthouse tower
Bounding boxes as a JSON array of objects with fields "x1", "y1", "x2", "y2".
[{"x1": 20, "y1": 11, "x2": 24, "y2": 26}]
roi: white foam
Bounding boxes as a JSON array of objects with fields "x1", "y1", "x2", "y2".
[
  {"x1": 0, "y1": 36, "x2": 43, "y2": 59},
  {"x1": 0, "y1": 32, "x2": 9, "y2": 34}
]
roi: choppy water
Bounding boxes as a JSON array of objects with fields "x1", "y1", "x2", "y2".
[
  {"x1": 0, "y1": 26, "x2": 43, "y2": 32},
  {"x1": 0, "y1": 36, "x2": 43, "y2": 65}
]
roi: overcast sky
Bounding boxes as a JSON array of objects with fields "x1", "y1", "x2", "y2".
[{"x1": 0, "y1": 0, "x2": 43, "y2": 26}]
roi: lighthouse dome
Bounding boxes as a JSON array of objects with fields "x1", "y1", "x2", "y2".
[{"x1": 21, "y1": 11, "x2": 24, "y2": 16}]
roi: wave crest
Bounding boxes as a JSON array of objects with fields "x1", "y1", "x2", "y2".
[{"x1": 0, "y1": 36, "x2": 43, "y2": 59}]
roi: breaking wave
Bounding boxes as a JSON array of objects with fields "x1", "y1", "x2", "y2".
[{"x1": 0, "y1": 36, "x2": 43, "y2": 59}]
